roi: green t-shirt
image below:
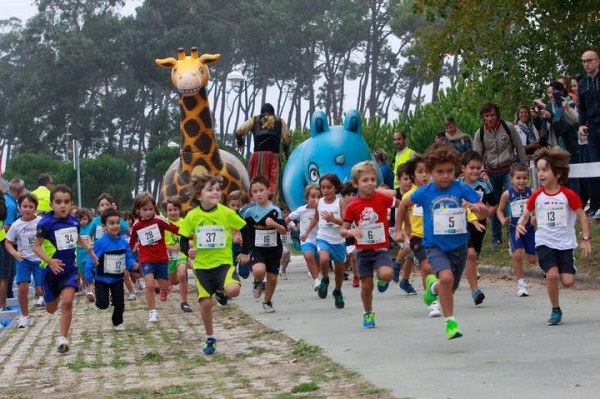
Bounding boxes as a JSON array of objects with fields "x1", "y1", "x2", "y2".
[
  {"x1": 165, "y1": 217, "x2": 186, "y2": 260},
  {"x1": 180, "y1": 204, "x2": 246, "y2": 270}
]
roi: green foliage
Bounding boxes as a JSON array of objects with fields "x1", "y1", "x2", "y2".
[{"x1": 4, "y1": 154, "x2": 66, "y2": 189}]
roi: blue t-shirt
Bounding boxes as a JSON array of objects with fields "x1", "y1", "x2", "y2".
[
  {"x1": 76, "y1": 223, "x2": 95, "y2": 266},
  {"x1": 87, "y1": 215, "x2": 129, "y2": 242},
  {"x1": 379, "y1": 162, "x2": 395, "y2": 190},
  {"x1": 36, "y1": 212, "x2": 81, "y2": 274},
  {"x1": 4, "y1": 193, "x2": 19, "y2": 226},
  {"x1": 410, "y1": 181, "x2": 481, "y2": 251},
  {"x1": 85, "y1": 233, "x2": 136, "y2": 284}
]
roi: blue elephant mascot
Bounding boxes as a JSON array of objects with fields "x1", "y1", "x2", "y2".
[{"x1": 282, "y1": 109, "x2": 381, "y2": 211}]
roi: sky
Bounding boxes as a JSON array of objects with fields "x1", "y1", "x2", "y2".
[{"x1": 0, "y1": 0, "x2": 143, "y2": 21}]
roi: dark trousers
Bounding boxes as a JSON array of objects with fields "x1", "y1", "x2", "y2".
[{"x1": 95, "y1": 280, "x2": 125, "y2": 326}]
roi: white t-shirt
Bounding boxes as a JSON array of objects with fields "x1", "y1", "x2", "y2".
[
  {"x1": 6, "y1": 217, "x2": 42, "y2": 262},
  {"x1": 288, "y1": 205, "x2": 318, "y2": 244},
  {"x1": 316, "y1": 197, "x2": 345, "y2": 245}
]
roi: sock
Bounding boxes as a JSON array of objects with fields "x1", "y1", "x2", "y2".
[
  {"x1": 517, "y1": 279, "x2": 525, "y2": 285},
  {"x1": 207, "y1": 335, "x2": 216, "y2": 340},
  {"x1": 444, "y1": 316, "x2": 455, "y2": 323},
  {"x1": 430, "y1": 282, "x2": 439, "y2": 296},
  {"x1": 552, "y1": 307, "x2": 561, "y2": 313}
]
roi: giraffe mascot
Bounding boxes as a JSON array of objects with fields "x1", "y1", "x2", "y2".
[{"x1": 156, "y1": 47, "x2": 249, "y2": 210}]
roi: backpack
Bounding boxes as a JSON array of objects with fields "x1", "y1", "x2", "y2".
[
  {"x1": 478, "y1": 120, "x2": 520, "y2": 163},
  {"x1": 0, "y1": 194, "x2": 7, "y2": 221}
]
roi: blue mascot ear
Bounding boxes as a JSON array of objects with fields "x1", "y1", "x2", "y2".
[
  {"x1": 343, "y1": 110, "x2": 362, "y2": 136},
  {"x1": 310, "y1": 110, "x2": 329, "y2": 137}
]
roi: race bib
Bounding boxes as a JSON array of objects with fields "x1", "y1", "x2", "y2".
[
  {"x1": 24, "y1": 232, "x2": 36, "y2": 249},
  {"x1": 433, "y1": 208, "x2": 467, "y2": 235},
  {"x1": 95, "y1": 225, "x2": 105, "y2": 239},
  {"x1": 138, "y1": 224, "x2": 162, "y2": 246},
  {"x1": 538, "y1": 203, "x2": 567, "y2": 228},
  {"x1": 255, "y1": 229, "x2": 278, "y2": 247},
  {"x1": 356, "y1": 223, "x2": 386, "y2": 245},
  {"x1": 168, "y1": 249, "x2": 181, "y2": 260},
  {"x1": 55, "y1": 227, "x2": 78, "y2": 250},
  {"x1": 281, "y1": 233, "x2": 290, "y2": 246},
  {"x1": 412, "y1": 205, "x2": 423, "y2": 217},
  {"x1": 510, "y1": 199, "x2": 527, "y2": 218},
  {"x1": 195, "y1": 225, "x2": 226, "y2": 249},
  {"x1": 104, "y1": 253, "x2": 126, "y2": 274}
]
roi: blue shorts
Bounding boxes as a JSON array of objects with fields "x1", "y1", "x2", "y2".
[
  {"x1": 42, "y1": 268, "x2": 80, "y2": 303},
  {"x1": 301, "y1": 242, "x2": 319, "y2": 259},
  {"x1": 141, "y1": 262, "x2": 169, "y2": 280},
  {"x1": 509, "y1": 226, "x2": 536, "y2": 255},
  {"x1": 425, "y1": 245, "x2": 467, "y2": 291},
  {"x1": 16, "y1": 259, "x2": 43, "y2": 286},
  {"x1": 316, "y1": 239, "x2": 346, "y2": 263},
  {"x1": 356, "y1": 250, "x2": 393, "y2": 278}
]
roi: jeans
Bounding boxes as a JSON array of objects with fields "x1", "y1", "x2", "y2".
[
  {"x1": 488, "y1": 170, "x2": 511, "y2": 242},
  {"x1": 584, "y1": 124, "x2": 600, "y2": 210}
]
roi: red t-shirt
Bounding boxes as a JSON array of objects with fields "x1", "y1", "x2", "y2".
[
  {"x1": 129, "y1": 215, "x2": 179, "y2": 263},
  {"x1": 343, "y1": 191, "x2": 395, "y2": 251}
]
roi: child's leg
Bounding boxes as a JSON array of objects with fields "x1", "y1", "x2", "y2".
[
  {"x1": 319, "y1": 250, "x2": 331, "y2": 280},
  {"x1": 111, "y1": 281, "x2": 125, "y2": 326},
  {"x1": 350, "y1": 253, "x2": 358, "y2": 278},
  {"x1": 59, "y1": 286, "x2": 76, "y2": 338},
  {"x1": 18, "y1": 282, "x2": 30, "y2": 317},
  {"x1": 360, "y1": 276, "x2": 374, "y2": 312},
  {"x1": 157, "y1": 278, "x2": 170, "y2": 296},
  {"x1": 280, "y1": 251, "x2": 290, "y2": 272},
  {"x1": 377, "y1": 265, "x2": 393, "y2": 283},
  {"x1": 224, "y1": 281, "x2": 241, "y2": 299},
  {"x1": 264, "y1": 272, "x2": 278, "y2": 303},
  {"x1": 545, "y1": 267, "x2": 560, "y2": 307},
  {"x1": 465, "y1": 247, "x2": 479, "y2": 291},
  {"x1": 401, "y1": 256, "x2": 414, "y2": 281},
  {"x1": 144, "y1": 273, "x2": 156, "y2": 310},
  {"x1": 199, "y1": 297, "x2": 214, "y2": 336},
  {"x1": 252, "y1": 262, "x2": 266, "y2": 284},
  {"x1": 177, "y1": 263, "x2": 188, "y2": 304},
  {"x1": 513, "y1": 248, "x2": 525, "y2": 280},
  {"x1": 303, "y1": 250, "x2": 319, "y2": 279},
  {"x1": 123, "y1": 270, "x2": 134, "y2": 292},
  {"x1": 333, "y1": 261, "x2": 345, "y2": 291},
  {"x1": 435, "y1": 269, "x2": 455, "y2": 317},
  {"x1": 420, "y1": 258, "x2": 433, "y2": 288},
  {"x1": 94, "y1": 280, "x2": 110, "y2": 310}
]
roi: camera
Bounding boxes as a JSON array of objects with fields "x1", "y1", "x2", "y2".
[{"x1": 553, "y1": 91, "x2": 562, "y2": 105}]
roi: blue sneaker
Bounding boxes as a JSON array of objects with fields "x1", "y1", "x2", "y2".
[
  {"x1": 399, "y1": 279, "x2": 417, "y2": 295},
  {"x1": 363, "y1": 312, "x2": 375, "y2": 328},
  {"x1": 237, "y1": 263, "x2": 250, "y2": 279},
  {"x1": 203, "y1": 337, "x2": 217, "y2": 355},
  {"x1": 547, "y1": 308, "x2": 562, "y2": 325},
  {"x1": 318, "y1": 279, "x2": 329, "y2": 299},
  {"x1": 377, "y1": 279, "x2": 390, "y2": 293},
  {"x1": 472, "y1": 289, "x2": 485, "y2": 305}
]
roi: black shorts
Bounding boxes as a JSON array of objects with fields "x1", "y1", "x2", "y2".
[
  {"x1": 194, "y1": 264, "x2": 240, "y2": 299},
  {"x1": 409, "y1": 237, "x2": 427, "y2": 264},
  {"x1": 467, "y1": 223, "x2": 486, "y2": 254},
  {"x1": 536, "y1": 245, "x2": 576, "y2": 275},
  {"x1": 250, "y1": 250, "x2": 282, "y2": 274}
]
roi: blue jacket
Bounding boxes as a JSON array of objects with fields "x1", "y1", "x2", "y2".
[{"x1": 85, "y1": 233, "x2": 136, "y2": 284}]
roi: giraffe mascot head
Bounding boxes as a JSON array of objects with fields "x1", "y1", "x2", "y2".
[{"x1": 156, "y1": 47, "x2": 249, "y2": 210}]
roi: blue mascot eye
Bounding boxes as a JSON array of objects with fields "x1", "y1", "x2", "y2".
[{"x1": 308, "y1": 163, "x2": 320, "y2": 183}]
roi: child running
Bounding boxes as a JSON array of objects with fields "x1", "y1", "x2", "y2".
[
  {"x1": 341, "y1": 161, "x2": 396, "y2": 328},
  {"x1": 340, "y1": 182, "x2": 359, "y2": 288},
  {"x1": 5, "y1": 194, "x2": 43, "y2": 328},
  {"x1": 288, "y1": 184, "x2": 321, "y2": 291},
  {"x1": 85, "y1": 209, "x2": 138, "y2": 330},
  {"x1": 396, "y1": 143, "x2": 488, "y2": 339},
  {"x1": 394, "y1": 163, "x2": 417, "y2": 294},
  {"x1": 164, "y1": 196, "x2": 192, "y2": 312},
  {"x1": 239, "y1": 176, "x2": 287, "y2": 313},
  {"x1": 129, "y1": 192, "x2": 180, "y2": 323},
  {"x1": 279, "y1": 204, "x2": 292, "y2": 279},
  {"x1": 227, "y1": 190, "x2": 250, "y2": 280},
  {"x1": 459, "y1": 151, "x2": 497, "y2": 305},
  {"x1": 497, "y1": 163, "x2": 537, "y2": 296},
  {"x1": 74, "y1": 208, "x2": 94, "y2": 300},
  {"x1": 516, "y1": 147, "x2": 590, "y2": 325},
  {"x1": 177, "y1": 173, "x2": 246, "y2": 354},
  {"x1": 33, "y1": 184, "x2": 98, "y2": 352}
]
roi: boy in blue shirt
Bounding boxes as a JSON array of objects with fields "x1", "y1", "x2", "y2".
[
  {"x1": 85, "y1": 209, "x2": 138, "y2": 330},
  {"x1": 396, "y1": 143, "x2": 489, "y2": 339},
  {"x1": 33, "y1": 184, "x2": 98, "y2": 353}
]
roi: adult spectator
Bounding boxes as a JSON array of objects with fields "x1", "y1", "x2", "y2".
[
  {"x1": 236, "y1": 103, "x2": 291, "y2": 195},
  {"x1": 372, "y1": 148, "x2": 395, "y2": 188},
  {"x1": 392, "y1": 131, "x2": 416, "y2": 188},
  {"x1": 570, "y1": 76, "x2": 580, "y2": 105},
  {"x1": 578, "y1": 50, "x2": 600, "y2": 218},
  {"x1": 2, "y1": 179, "x2": 25, "y2": 303},
  {"x1": 0, "y1": 180, "x2": 8, "y2": 311},
  {"x1": 473, "y1": 102, "x2": 527, "y2": 249},
  {"x1": 444, "y1": 117, "x2": 473, "y2": 153},
  {"x1": 31, "y1": 173, "x2": 53, "y2": 214},
  {"x1": 514, "y1": 105, "x2": 541, "y2": 159}
]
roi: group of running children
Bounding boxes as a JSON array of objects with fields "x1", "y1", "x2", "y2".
[{"x1": 7, "y1": 142, "x2": 590, "y2": 355}]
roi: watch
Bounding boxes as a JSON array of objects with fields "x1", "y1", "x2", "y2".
[{"x1": 582, "y1": 235, "x2": 591, "y2": 241}]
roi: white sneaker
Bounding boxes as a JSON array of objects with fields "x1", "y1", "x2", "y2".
[
  {"x1": 56, "y1": 336, "x2": 69, "y2": 353},
  {"x1": 148, "y1": 310, "x2": 158, "y2": 323},
  {"x1": 18, "y1": 316, "x2": 31, "y2": 328},
  {"x1": 313, "y1": 278, "x2": 321, "y2": 291},
  {"x1": 114, "y1": 323, "x2": 125, "y2": 331},
  {"x1": 35, "y1": 297, "x2": 45, "y2": 307},
  {"x1": 517, "y1": 283, "x2": 529, "y2": 297},
  {"x1": 86, "y1": 290, "x2": 96, "y2": 303},
  {"x1": 128, "y1": 292, "x2": 137, "y2": 301},
  {"x1": 428, "y1": 301, "x2": 442, "y2": 317},
  {"x1": 137, "y1": 280, "x2": 145, "y2": 291},
  {"x1": 280, "y1": 271, "x2": 288, "y2": 280}
]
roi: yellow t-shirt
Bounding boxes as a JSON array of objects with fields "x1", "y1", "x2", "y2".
[
  {"x1": 31, "y1": 186, "x2": 51, "y2": 213},
  {"x1": 165, "y1": 217, "x2": 186, "y2": 260},
  {"x1": 402, "y1": 185, "x2": 423, "y2": 238}
]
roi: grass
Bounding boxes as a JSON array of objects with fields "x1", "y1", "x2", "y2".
[
  {"x1": 249, "y1": 327, "x2": 282, "y2": 339},
  {"x1": 140, "y1": 351, "x2": 164, "y2": 362},
  {"x1": 291, "y1": 382, "x2": 320, "y2": 393},
  {"x1": 291, "y1": 339, "x2": 321, "y2": 358}
]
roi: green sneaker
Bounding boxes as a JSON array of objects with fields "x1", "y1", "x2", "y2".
[
  {"x1": 445, "y1": 319, "x2": 462, "y2": 340},
  {"x1": 363, "y1": 311, "x2": 375, "y2": 328},
  {"x1": 423, "y1": 274, "x2": 438, "y2": 306}
]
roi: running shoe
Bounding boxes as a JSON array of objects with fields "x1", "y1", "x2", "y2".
[
  {"x1": 180, "y1": 302, "x2": 193, "y2": 312},
  {"x1": 445, "y1": 319, "x2": 462, "y2": 339},
  {"x1": 548, "y1": 309, "x2": 562, "y2": 325},
  {"x1": 262, "y1": 301, "x2": 275, "y2": 313},
  {"x1": 318, "y1": 279, "x2": 329, "y2": 299},
  {"x1": 352, "y1": 276, "x2": 360, "y2": 288},
  {"x1": 128, "y1": 292, "x2": 137, "y2": 301},
  {"x1": 215, "y1": 291, "x2": 229, "y2": 307},
  {"x1": 517, "y1": 283, "x2": 529, "y2": 297},
  {"x1": 376, "y1": 279, "x2": 390, "y2": 293},
  {"x1": 56, "y1": 336, "x2": 70, "y2": 353},
  {"x1": 203, "y1": 337, "x2": 217, "y2": 355},
  {"x1": 18, "y1": 316, "x2": 31, "y2": 328},
  {"x1": 313, "y1": 278, "x2": 321, "y2": 292},
  {"x1": 472, "y1": 289, "x2": 485, "y2": 305},
  {"x1": 363, "y1": 311, "x2": 375, "y2": 328},
  {"x1": 332, "y1": 289, "x2": 345, "y2": 309},
  {"x1": 252, "y1": 281, "x2": 262, "y2": 298},
  {"x1": 261, "y1": 281, "x2": 266, "y2": 292},
  {"x1": 114, "y1": 324, "x2": 125, "y2": 331},
  {"x1": 148, "y1": 310, "x2": 158, "y2": 323},
  {"x1": 85, "y1": 290, "x2": 95, "y2": 303},
  {"x1": 399, "y1": 279, "x2": 417, "y2": 295},
  {"x1": 280, "y1": 271, "x2": 288, "y2": 280},
  {"x1": 428, "y1": 301, "x2": 441, "y2": 317},
  {"x1": 423, "y1": 275, "x2": 438, "y2": 306},
  {"x1": 159, "y1": 292, "x2": 168, "y2": 301},
  {"x1": 35, "y1": 297, "x2": 45, "y2": 307}
]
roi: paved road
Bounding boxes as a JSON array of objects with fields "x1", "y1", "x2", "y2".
[{"x1": 236, "y1": 256, "x2": 600, "y2": 399}]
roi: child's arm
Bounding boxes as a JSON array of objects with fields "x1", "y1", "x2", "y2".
[
  {"x1": 265, "y1": 217, "x2": 287, "y2": 235},
  {"x1": 340, "y1": 221, "x2": 353, "y2": 238},
  {"x1": 575, "y1": 207, "x2": 591, "y2": 258},
  {"x1": 300, "y1": 208, "x2": 319, "y2": 242},
  {"x1": 376, "y1": 187, "x2": 395, "y2": 197},
  {"x1": 320, "y1": 200, "x2": 346, "y2": 227},
  {"x1": 516, "y1": 210, "x2": 532, "y2": 238},
  {"x1": 462, "y1": 199, "x2": 489, "y2": 220},
  {"x1": 33, "y1": 237, "x2": 64, "y2": 273},
  {"x1": 496, "y1": 190, "x2": 510, "y2": 226},
  {"x1": 77, "y1": 235, "x2": 98, "y2": 265},
  {"x1": 4, "y1": 239, "x2": 24, "y2": 262},
  {"x1": 394, "y1": 197, "x2": 413, "y2": 242}
]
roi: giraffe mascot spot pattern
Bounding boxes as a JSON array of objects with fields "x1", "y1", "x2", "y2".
[{"x1": 156, "y1": 47, "x2": 249, "y2": 210}]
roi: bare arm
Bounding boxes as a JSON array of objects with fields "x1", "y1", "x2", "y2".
[{"x1": 496, "y1": 190, "x2": 510, "y2": 226}]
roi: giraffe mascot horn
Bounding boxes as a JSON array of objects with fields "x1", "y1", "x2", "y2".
[{"x1": 156, "y1": 47, "x2": 249, "y2": 210}]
